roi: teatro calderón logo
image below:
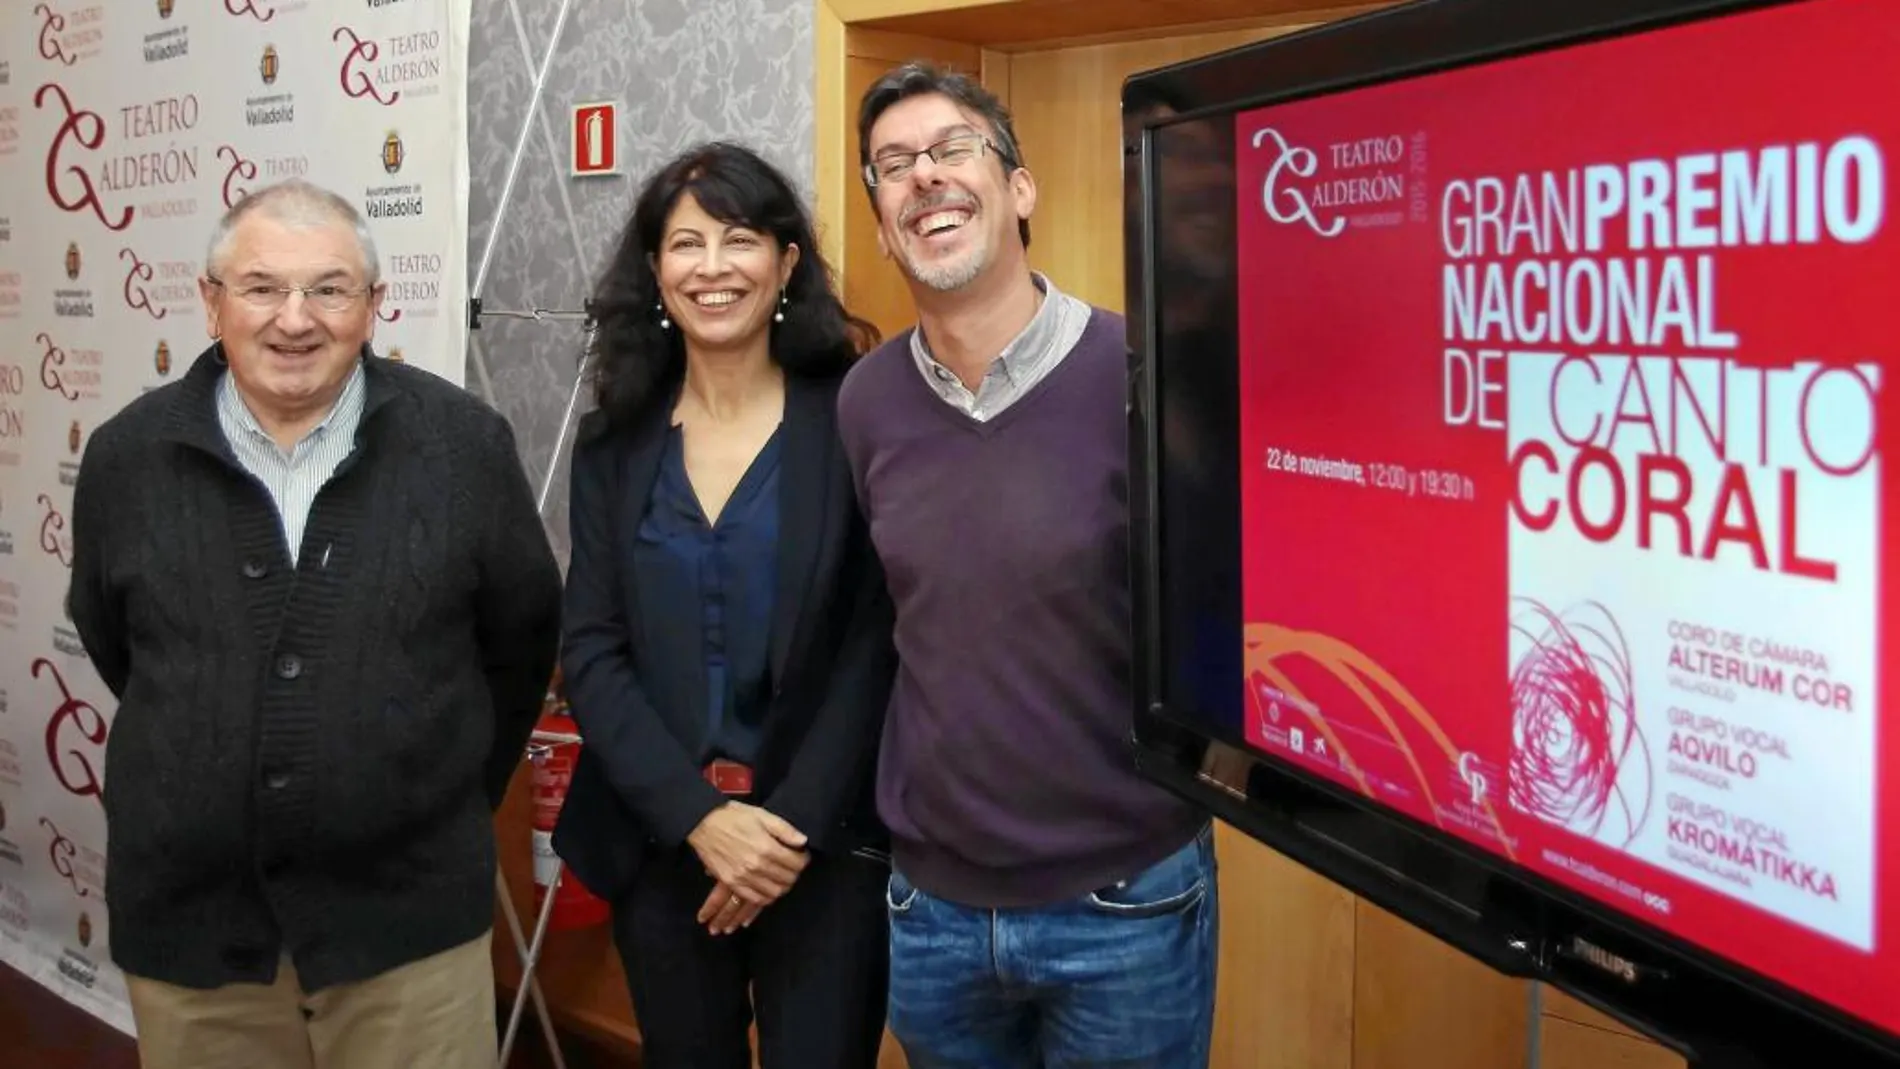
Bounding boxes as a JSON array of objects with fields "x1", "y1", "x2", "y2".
[
  {"x1": 143, "y1": 0, "x2": 190, "y2": 64},
  {"x1": 39, "y1": 493, "x2": 73, "y2": 568},
  {"x1": 1249, "y1": 125, "x2": 1427, "y2": 237},
  {"x1": 335, "y1": 24, "x2": 446, "y2": 105},
  {"x1": 35, "y1": 82, "x2": 137, "y2": 232},
  {"x1": 217, "y1": 144, "x2": 311, "y2": 211},
  {"x1": 246, "y1": 44, "x2": 296, "y2": 128},
  {"x1": 54, "y1": 241, "x2": 95, "y2": 319},
  {"x1": 39, "y1": 330, "x2": 103, "y2": 402},
  {"x1": 227, "y1": 0, "x2": 319, "y2": 20},
  {"x1": 35, "y1": 3, "x2": 107, "y2": 68},
  {"x1": 366, "y1": 130, "x2": 425, "y2": 222},
  {"x1": 218, "y1": 143, "x2": 258, "y2": 208},
  {"x1": 122, "y1": 245, "x2": 200, "y2": 319},
  {"x1": 223, "y1": 0, "x2": 299, "y2": 24},
  {"x1": 31, "y1": 658, "x2": 106, "y2": 803},
  {"x1": 383, "y1": 249, "x2": 441, "y2": 320},
  {"x1": 40, "y1": 817, "x2": 95, "y2": 899}
]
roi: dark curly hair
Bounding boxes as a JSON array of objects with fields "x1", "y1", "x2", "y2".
[{"x1": 587, "y1": 142, "x2": 878, "y2": 428}]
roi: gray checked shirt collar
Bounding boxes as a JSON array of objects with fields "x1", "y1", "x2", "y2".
[{"x1": 910, "y1": 271, "x2": 1092, "y2": 422}]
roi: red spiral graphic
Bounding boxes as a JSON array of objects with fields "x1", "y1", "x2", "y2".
[
  {"x1": 35, "y1": 4, "x2": 76, "y2": 66},
  {"x1": 37, "y1": 494, "x2": 72, "y2": 568},
  {"x1": 1508, "y1": 598, "x2": 1652, "y2": 847},
  {"x1": 217, "y1": 145, "x2": 257, "y2": 209},
  {"x1": 38, "y1": 332, "x2": 78, "y2": 401},
  {"x1": 35, "y1": 83, "x2": 134, "y2": 232},
  {"x1": 39, "y1": 818, "x2": 88, "y2": 897},
  {"x1": 334, "y1": 27, "x2": 401, "y2": 106},
  {"x1": 224, "y1": 0, "x2": 276, "y2": 23},
  {"x1": 120, "y1": 247, "x2": 167, "y2": 321},
  {"x1": 32, "y1": 657, "x2": 105, "y2": 802}
]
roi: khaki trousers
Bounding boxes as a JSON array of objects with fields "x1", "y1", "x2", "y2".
[{"x1": 125, "y1": 931, "x2": 495, "y2": 1069}]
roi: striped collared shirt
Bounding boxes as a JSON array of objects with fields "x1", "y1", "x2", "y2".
[
  {"x1": 911, "y1": 272, "x2": 1093, "y2": 421},
  {"x1": 215, "y1": 361, "x2": 367, "y2": 565}
]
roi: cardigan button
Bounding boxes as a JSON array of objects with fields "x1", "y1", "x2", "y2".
[
  {"x1": 242, "y1": 559, "x2": 268, "y2": 579},
  {"x1": 275, "y1": 655, "x2": 302, "y2": 680}
]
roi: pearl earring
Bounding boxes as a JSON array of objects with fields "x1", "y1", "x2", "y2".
[
  {"x1": 657, "y1": 300, "x2": 670, "y2": 330},
  {"x1": 774, "y1": 289, "x2": 787, "y2": 323}
]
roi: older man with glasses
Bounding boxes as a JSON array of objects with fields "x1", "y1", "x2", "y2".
[{"x1": 65, "y1": 177, "x2": 562, "y2": 1069}]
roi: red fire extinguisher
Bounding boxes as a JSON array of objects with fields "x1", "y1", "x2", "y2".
[{"x1": 528, "y1": 673, "x2": 612, "y2": 931}]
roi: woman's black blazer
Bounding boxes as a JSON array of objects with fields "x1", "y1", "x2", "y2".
[{"x1": 551, "y1": 369, "x2": 895, "y2": 900}]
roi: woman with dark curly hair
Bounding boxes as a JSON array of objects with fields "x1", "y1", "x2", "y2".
[{"x1": 551, "y1": 141, "x2": 895, "y2": 1069}]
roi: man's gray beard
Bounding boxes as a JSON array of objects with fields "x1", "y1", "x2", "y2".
[{"x1": 903, "y1": 239, "x2": 987, "y2": 292}]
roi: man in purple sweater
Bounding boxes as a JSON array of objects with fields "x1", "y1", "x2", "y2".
[{"x1": 838, "y1": 62, "x2": 1218, "y2": 1067}]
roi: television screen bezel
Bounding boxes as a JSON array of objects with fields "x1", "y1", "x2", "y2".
[{"x1": 1120, "y1": 1, "x2": 1899, "y2": 1066}]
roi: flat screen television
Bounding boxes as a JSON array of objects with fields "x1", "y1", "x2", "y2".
[{"x1": 1121, "y1": 1, "x2": 1898, "y2": 1066}]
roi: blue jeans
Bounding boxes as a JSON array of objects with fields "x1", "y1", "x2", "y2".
[{"x1": 886, "y1": 825, "x2": 1218, "y2": 1069}]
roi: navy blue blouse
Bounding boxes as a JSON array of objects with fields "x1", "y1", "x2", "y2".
[{"x1": 631, "y1": 423, "x2": 782, "y2": 766}]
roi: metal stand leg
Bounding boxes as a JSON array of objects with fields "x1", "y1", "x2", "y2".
[
  {"x1": 494, "y1": 331, "x2": 597, "y2": 1069},
  {"x1": 496, "y1": 868, "x2": 570, "y2": 1069}
]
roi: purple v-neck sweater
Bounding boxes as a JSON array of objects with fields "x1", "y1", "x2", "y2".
[{"x1": 838, "y1": 307, "x2": 1202, "y2": 908}]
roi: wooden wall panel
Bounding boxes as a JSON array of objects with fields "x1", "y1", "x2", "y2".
[
  {"x1": 1351, "y1": 904, "x2": 1530, "y2": 1069},
  {"x1": 1543, "y1": 984, "x2": 1646, "y2": 1039},
  {"x1": 1541, "y1": 1016, "x2": 1690, "y2": 1069},
  {"x1": 999, "y1": 25, "x2": 1305, "y2": 310},
  {"x1": 1209, "y1": 823, "x2": 1357, "y2": 1069}
]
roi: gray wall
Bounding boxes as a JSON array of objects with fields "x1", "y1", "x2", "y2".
[{"x1": 466, "y1": 0, "x2": 814, "y2": 561}]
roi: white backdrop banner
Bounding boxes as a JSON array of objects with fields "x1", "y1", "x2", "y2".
[{"x1": 0, "y1": 0, "x2": 471, "y2": 1033}]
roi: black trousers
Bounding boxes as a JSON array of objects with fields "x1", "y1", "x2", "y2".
[{"x1": 611, "y1": 842, "x2": 890, "y2": 1069}]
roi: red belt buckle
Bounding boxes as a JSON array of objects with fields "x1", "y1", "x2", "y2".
[{"x1": 704, "y1": 759, "x2": 753, "y2": 795}]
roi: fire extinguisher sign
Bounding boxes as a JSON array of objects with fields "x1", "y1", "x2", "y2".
[{"x1": 570, "y1": 101, "x2": 619, "y2": 177}]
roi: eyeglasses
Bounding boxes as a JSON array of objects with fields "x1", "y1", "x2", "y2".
[
  {"x1": 206, "y1": 275, "x2": 377, "y2": 314},
  {"x1": 865, "y1": 133, "x2": 1011, "y2": 187}
]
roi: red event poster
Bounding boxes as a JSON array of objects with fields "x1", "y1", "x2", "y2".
[{"x1": 1236, "y1": 0, "x2": 1896, "y2": 1038}]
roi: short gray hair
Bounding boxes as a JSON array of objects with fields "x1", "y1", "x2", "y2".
[{"x1": 204, "y1": 178, "x2": 382, "y2": 285}]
